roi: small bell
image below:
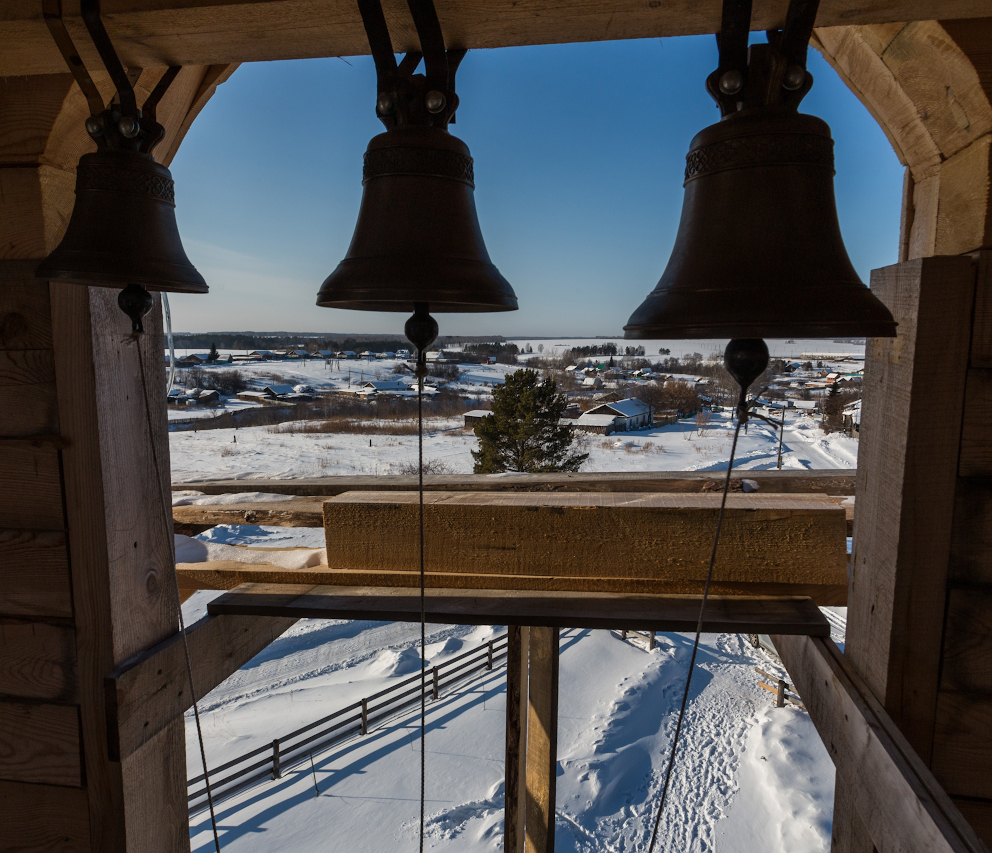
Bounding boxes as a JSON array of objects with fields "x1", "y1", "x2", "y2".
[
  {"x1": 317, "y1": 126, "x2": 516, "y2": 313},
  {"x1": 37, "y1": 148, "x2": 206, "y2": 295}
]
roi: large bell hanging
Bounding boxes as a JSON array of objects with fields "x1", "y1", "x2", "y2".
[
  {"x1": 624, "y1": 109, "x2": 896, "y2": 339},
  {"x1": 317, "y1": 126, "x2": 517, "y2": 313},
  {"x1": 37, "y1": 148, "x2": 207, "y2": 294}
]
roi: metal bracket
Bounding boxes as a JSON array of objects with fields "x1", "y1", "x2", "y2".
[
  {"x1": 357, "y1": 0, "x2": 466, "y2": 130},
  {"x1": 41, "y1": 0, "x2": 181, "y2": 157},
  {"x1": 706, "y1": 0, "x2": 819, "y2": 116}
]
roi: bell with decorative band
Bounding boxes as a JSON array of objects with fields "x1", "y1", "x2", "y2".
[
  {"x1": 624, "y1": 108, "x2": 896, "y2": 340},
  {"x1": 36, "y1": 148, "x2": 207, "y2": 295},
  {"x1": 317, "y1": 125, "x2": 517, "y2": 313}
]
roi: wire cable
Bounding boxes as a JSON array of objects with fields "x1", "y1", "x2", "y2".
[
  {"x1": 135, "y1": 336, "x2": 221, "y2": 853},
  {"x1": 646, "y1": 418, "x2": 744, "y2": 853},
  {"x1": 418, "y1": 369, "x2": 426, "y2": 853}
]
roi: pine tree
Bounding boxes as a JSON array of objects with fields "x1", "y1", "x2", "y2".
[
  {"x1": 207, "y1": 343, "x2": 220, "y2": 363},
  {"x1": 822, "y1": 383, "x2": 843, "y2": 433},
  {"x1": 472, "y1": 369, "x2": 588, "y2": 473}
]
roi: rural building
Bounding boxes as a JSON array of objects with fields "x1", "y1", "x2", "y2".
[
  {"x1": 582, "y1": 376, "x2": 603, "y2": 389},
  {"x1": 463, "y1": 409, "x2": 492, "y2": 426},
  {"x1": 361, "y1": 380, "x2": 412, "y2": 394},
  {"x1": 585, "y1": 398, "x2": 652, "y2": 431},
  {"x1": 284, "y1": 349, "x2": 309, "y2": 359},
  {"x1": 248, "y1": 349, "x2": 279, "y2": 360},
  {"x1": 573, "y1": 412, "x2": 618, "y2": 434}
]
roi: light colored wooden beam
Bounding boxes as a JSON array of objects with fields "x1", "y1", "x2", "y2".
[
  {"x1": 524, "y1": 626, "x2": 558, "y2": 853},
  {"x1": 205, "y1": 583, "x2": 831, "y2": 634},
  {"x1": 2, "y1": 1, "x2": 990, "y2": 77},
  {"x1": 176, "y1": 470, "x2": 857, "y2": 496},
  {"x1": 176, "y1": 560, "x2": 848, "y2": 605},
  {"x1": 773, "y1": 633, "x2": 989, "y2": 853},
  {"x1": 105, "y1": 612, "x2": 296, "y2": 761},
  {"x1": 322, "y1": 491, "x2": 847, "y2": 590}
]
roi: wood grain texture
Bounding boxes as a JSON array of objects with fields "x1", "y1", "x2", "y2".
[
  {"x1": 0, "y1": 619, "x2": 77, "y2": 702},
  {"x1": 176, "y1": 560, "x2": 847, "y2": 605},
  {"x1": 105, "y1": 612, "x2": 296, "y2": 761},
  {"x1": 3, "y1": 1, "x2": 991, "y2": 77},
  {"x1": 850, "y1": 256, "x2": 976, "y2": 761},
  {"x1": 954, "y1": 798, "x2": 992, "y2": 849},
  {"x1": 525, "y1": 626, "x2": 558, "y2": 853},
  {"x1": 322, "y1": 492, "x2": 847, "y2": 586},
  {"x1": 773, "y1": 634, "x2": 988, "y2": 853},
  {"x1": 177, "y1": 470, "x2": 857, "y2": 496},
  {"x1": 505, "y1": 625, "x2": 529, "y2": 853},
  {"x1": 0, "y1": 349, "x2": 58, "y2": 437},
  {"x1": 206, "y1": 583, "x2": 831, "y2": 635},
  {"x1": 0, "y1": 529, "x2": 72, "y2": 618},
  {"x1": 0, "y1": 439, "x2": 64, "y2": 530},
  {"x1": 932, "y1": 691, "x2": 992, "y2": 800},
  {"x1": 950, "y1": 479, "x2": 992, "y2": 584},
  {"x1": 936, "y1": 135, "x2": 992, "y2": 256},
  {"x1": 960, "y1": 368, "x2": 992, "y2": 477},
  {"x1": 0, "y1": 779, "x2": 91, "y2": 851},
  {"x1": 941, "y1": 585, "x2": 992, "y2": 693},
  {"x1": 971, "y1": 250, "x2": 992, "y2": 368},
  {"x1": 0, "y1": 699, "x2": 81, "y2": 787},
  {"x1": 0, "y1": 267, "x2": 51, "y2": 349}
]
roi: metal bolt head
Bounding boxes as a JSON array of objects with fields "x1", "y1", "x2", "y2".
[
  {"x1": 118, "y1": 116, "x2": 140, "y2": 138},
  {"x1": 719, "y1": 70, "x2": 744, "y2": 95},
  {"x1": 425, "y1": 90, "x2": 446, "y2": 114},
  {"x1": 85, "y1": 116, "x2": 103, "y2": 136},
  {"x1": 782, "y1": 65, "x2": 806, "y2": 91},
  {"x1": 376, "y1": 92, "x2": 395, "y2": 115}
]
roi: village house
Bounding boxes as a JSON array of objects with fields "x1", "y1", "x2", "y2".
[
  {"x1": 573, "y1": 412, "x2": 618, "y2": 435},
  {"x1": 584, "y1": 397, "x2": 652, "y2": 431},
  {"x1": 463, "y1": 409, "x2": 492, "y2": 427}
]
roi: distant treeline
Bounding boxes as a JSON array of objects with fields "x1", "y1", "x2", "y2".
[
  {"x1": 569, "y1": 343, "x2": 646, "y2": 358},
  {"x1": 171, "y1": 333, "x2": 505, "y2": 351}
]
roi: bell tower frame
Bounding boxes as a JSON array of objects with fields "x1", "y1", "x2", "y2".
[{"x1": 1, "y1": 4, "x2": 991, "y2": 851}]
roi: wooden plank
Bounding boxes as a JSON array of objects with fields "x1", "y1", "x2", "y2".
[
  {"x1": 176, "y1": 560, "x2": 847, "y2": 605},
  {"x1": 940, "y1": 585, "x2": 992, "y2": 693},
  {"x1": 773, "y1": 634, "x2": 988, "y2": 853},
  {"x1": 3, "y1": 1, "x2": 990, "y2": 77},
  {"x1": 0, "y1": 699, "x2": 82, "y2": 787},
  {"x1": 176, "y1": 470, "x2": 858, "y2": 496},
  {"x1": 850, "y1": 256, "x2": 976, "y2": 760},
  {"x1": 0, "y1": 439, "x2": 64, "y2": 530},
  {"x1": 0, "y1": 349, "x2": 58, "y2": 437},
  {"x1": 0, "y1": 619, "x2": 77, "y2": 702},
  {"x1": 0, "y1": 529, "x2": 72, "y2": 618},
  {"x1": 0, "y1": 779, "x2": 91, "y2": 851},
  {"x1": 322, "y1": 492, "x2": 847, "y2": 587},
  {"x1": 105, "y1": 612, "x2": 296, "y2": 761},
  {"x1": 954, "y1": 799, "x2": 992, "y2": 849},
  {"x1": 0, "y1": 267, "x2": 51, "y2": 349},
  {"x1": 505, "y1": 624, "x2": 529, "y2": 853},
  {"x1": 525, "y1": 626, "x2": 558, "y2": 853},
  {"x1": 960, "y1": 368, "x2": 992, "y2": 476},
  {"x1": 206, "y1": 584, "x2": 831, "y2": 635},
  {"x1": 174, "y1": 497, "x2": 324, "y2": 528},
  {"x1": 950, "y1": 479, "x2": 992, "y2": 585},
  {"x1": 932, "y1": 690, "x2": 992, "y2": 800},
  {"x1": 970, "y1": 251, "x2": 992, "y2": 368}
]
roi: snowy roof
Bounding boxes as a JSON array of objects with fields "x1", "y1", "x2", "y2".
[
  {"x1": 317, "y1": 350, "x2": 335, "y2": 357},
  {"x1": 264, "y1": 384, "x2": 295, "y2": 396},
  {"x1": 588, "y1": 398, "x2": 650, "y2": 418},
  {"x1": 464, "y1": 410, "x2": 492, "y2": 418},
  {"x1": 250, "y1": 350, "x2": 277, "y2": 357},
  {"x1": 362, "y1": 381, "x2": 410, "y2": 391},
  {"x1": 793, "y1": 400, "x2": 816, "y2": 410},
  {"x1": 576, "y1": 413, "x2": 618, "y2": 426}
]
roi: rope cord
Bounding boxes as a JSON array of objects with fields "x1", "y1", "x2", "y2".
[
  {"x1": 646, "y1": 417, "x2": 744, "y2": 853},
  {"x1": 136, "y1": 339, "x2": 222, "y2": 853},
  {"x1": 418, "y1": 370, "x2": 426, "y2": 853}
]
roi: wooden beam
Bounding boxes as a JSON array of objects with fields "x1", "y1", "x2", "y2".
[
  {"x1": 0, "y1": 438, "x2": 64, "y2": 530},
  {"x1": 525, "y1": 626, "x2": 559, "y2": 853},
  {"x1": 0, "y1": 618, "x2": 77, "y2": 702},
  {"x1": 505, "y1": 625, "x2": 530, "y2": 853},
  {"x1": 2, "y1": 0, "x2": 989, "y2": 78},
  {"x1": 206, "y1": 584, "x2": 831, "y2": 634},
  {"x1": 0, "y1": 699, "x2": 82, "y2": 787},
  {"x1": 176, "y1": 470, "x2": 857, "y2": 496},
  {"x1": 174, "y1": 497, "x2": 324, "y2": 528},
  {"x1": 0, "y1": 529, "x2": 72, "y2": 618},
  {"x1": 0, "y1": 779, "x2": 91, "y2": 851},
  {"x1": 176, "y1": 560, "x2": 847, "y2": 605},
  {"x1": 774, "y1": 634, "x2": 989, "y2": 853},
  {"x1": 105, "y1": 612, "x2": 296, "y2": 761}
]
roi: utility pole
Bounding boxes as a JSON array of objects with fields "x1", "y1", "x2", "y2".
[{"x1": 777, "y1": 407, "x2": 786, "y2": 469}]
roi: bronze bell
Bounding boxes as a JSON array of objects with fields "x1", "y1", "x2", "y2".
[
  {"x1": 37, "y1": 148, "x2": 207, "y2": 294},
  {"x1": 625, "y1": 109, "x2": 895, "y2": 339},
  {"x1": 318, "y1": 125, "x2": 515, "y2": 313}
]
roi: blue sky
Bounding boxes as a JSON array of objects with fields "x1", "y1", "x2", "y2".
[{"x1": 168, "y1": 34, "x2": 904, "y2": 337}]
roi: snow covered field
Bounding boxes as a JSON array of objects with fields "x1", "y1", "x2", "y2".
[
  {"x1": 170, "y1": 408, "x2": 857, "y2": 482},
  {"x1": 184, "y1": 581, "x2": 842, "y2": 853}
]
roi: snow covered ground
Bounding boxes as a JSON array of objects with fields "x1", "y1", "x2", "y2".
[
  {"x1": 184, "y1": 576, "x2": 842, "y2": 853},
  {"x1": 169, "y1": 408, "x2": 857, "y2": 482}
]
